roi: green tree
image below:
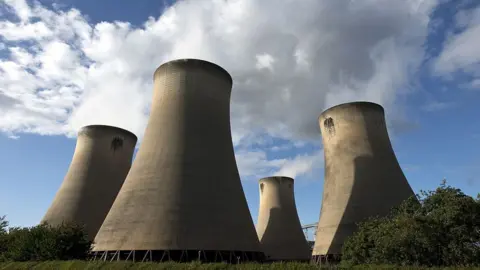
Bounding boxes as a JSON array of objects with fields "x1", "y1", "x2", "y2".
[
  {"x1": 1, "y1": 222, "x2": 92, "y2": 261},
  {"x1": 53, "y1": 222, "x2": 92, "y2": 260},
  {"x1": 0, "y1": 215, "x2": 7, "y2": 233},
  {"x1": 0, "y1": 215, "x2": 8, "y2": 260},
  {"x1": 341, "y1": 181, "x2": 480, "y2": 267}
]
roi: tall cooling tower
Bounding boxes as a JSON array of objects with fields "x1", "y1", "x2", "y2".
[
  {"x1": 312, "y1": 102, "x2": 414, "y2": 263},
  {"x1": 256, "y1": 176, "x2": 311, "y2": 262},
  {"x1": 93, "y1": 59, "x2": 263, "y2": 263},
  {"x1": 41, "y1": 125, "x2": 137, "y2": 241}
]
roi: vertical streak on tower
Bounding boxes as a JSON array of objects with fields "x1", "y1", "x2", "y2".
[
  {"x1": 41, "y1": 125, "x2": 137, "y2": 241},
  {"x1": 312, "y1": 102, "x2": 414, "y2": 262},
  {"x1": 93, "y1": 59, "x2": 263, "y2": 262},
  {"x1": 256, "y1": 176, "x2": 311, "y2": 262}
]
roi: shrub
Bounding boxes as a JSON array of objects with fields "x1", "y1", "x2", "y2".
[
  {"x1": 0, "y1": 216, "x2": 8, "y2": 259},
  {"x1": 341, "y1": 181, "x2": 480, "y2": 267},
  {"x1": 0, "y1": 220, "x2": 92, "y2": 262}
]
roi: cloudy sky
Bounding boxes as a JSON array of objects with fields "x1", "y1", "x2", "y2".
[{"x1": 0, "y1": 0, "x2": 479, "y2": 239}]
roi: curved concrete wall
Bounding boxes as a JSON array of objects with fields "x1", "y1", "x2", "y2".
[
  {"x1": 41, "y1": 125, "x2": 137, "y2": 240},
  {"x1": 93, "y1": 59, "x2": 262, "y2": 260},
  {"x1": 312, "y1": 102, "x2": 414, "y2": 258},
  {"x1": 256, "y1": 176, "x2": 311, "y2": 261}
]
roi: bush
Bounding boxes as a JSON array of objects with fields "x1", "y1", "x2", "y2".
[
  {"x1": 0, "y1": 219, "x2": 92, "y2": 262},
  {"x1": 341, "y1": 181, "x2": 480, "y2": 267},
  {"x1": 0, "y1": 216, "x2": 8, "y2": 259}
]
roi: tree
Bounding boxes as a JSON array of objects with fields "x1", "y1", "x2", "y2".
[
  {"x1": 0, "y1": 215, "x2": 7, "y2": 233},
  {"x1": 341, "y1": 181, "x2": 480, "y2": 267},
  {"x1": 53, "y1": 222, "x2": 92, "y2": 260},
  {"x1": 0, "y1": 216, "x2": 8, "y2": 260},
  {"x1": 1, "y1": 220, "x2": 92, "y2": 262}
]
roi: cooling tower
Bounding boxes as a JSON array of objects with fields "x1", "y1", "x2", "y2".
[
  {"x1": 92, "y1": 59, "x2": 263, "y2": 263},
  {"x1": 256, "y1": 176, "x2": 311, "y2": 262},
  {"x1": 312, "y1": 102, "x2": 415, "y2": 263},
  {"x1": 41, "y1": 125, "x2": 137, "y2": 241}
]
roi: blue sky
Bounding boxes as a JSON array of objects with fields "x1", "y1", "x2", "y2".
[{"x1": 0, "y1": 0, "x2": 479, "y2": 242}]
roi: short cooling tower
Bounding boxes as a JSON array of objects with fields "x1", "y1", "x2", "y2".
[
  {"x1": 256, "y1": 176, "x2": 311, "y2": 262},
  {"x1": 41, "y1": 125, "x2": 137, "y2": 241},
  {"x1": 312, "y1": 102, "x2": 415, "y2": 263},
  {"x1": 92, "y1": 59, "x2": 263, "y2": 263}
]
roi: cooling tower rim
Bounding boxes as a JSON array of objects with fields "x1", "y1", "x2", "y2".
[
  {"x1": 154, "y1": 58, "x2": 233, "y2": 84},
  {"x1": 79, "y1": 125, "x2": 138, "y2": 141},
  {"x1": 259, "y1": 176, "x2": 294, "y2": 183},
  {"x1": 318, "y1": 101, "x2": 384, "y2": 120}
]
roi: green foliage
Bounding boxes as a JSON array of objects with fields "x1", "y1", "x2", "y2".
[
  {"x1": 341, "y1": 181, "x2": 480, "y2": 267},
  {"x1": 0, "y1": 261, "x2": 325, "y2": 270},
  {"x1": 0, "y1": 220, "x2": 92, "y2": 262},
  {"x1": 0, "y1": 216, "x2": 7, "y2": 233},
  {"x1": 0, "y1": 261, "x2": 478, "y2": 269},
  {"x1": 0, "y1": 216, "x2": 8, "y2": 259}
]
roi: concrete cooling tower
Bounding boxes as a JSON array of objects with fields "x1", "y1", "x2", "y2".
[
  {"x1": 256, "y1": 176, "x2": 311, "y2": 262},
  {"x1": 92, "y1": 59, "x2": 263, "y2": 263},
  {"x1": 312, "y1": 102, "x2": 415, "y2": 263},
  {"x1": 41, "y1": 125, "x2": 137, "y2": 241}
]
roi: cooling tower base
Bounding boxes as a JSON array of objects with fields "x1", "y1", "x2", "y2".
[
  {"x1": 311, "y1": 254, "x2": 341, "y2": 265},
  {"x1": 91, "y1": 250, "x2": 265, "y2": 263}
]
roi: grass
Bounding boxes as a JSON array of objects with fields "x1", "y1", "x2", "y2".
[
  {"x1": 1, "y1": 261, "x2": 480, "y2": 270},
  {"x1": 1, "y1": 261, "x2": 314, "y2": 270}
]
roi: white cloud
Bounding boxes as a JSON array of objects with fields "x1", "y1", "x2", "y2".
[
  {"x1": 9, "y1": 47, "x2": 34, "y2": 66},
  {"x1": 235, "y1": 150, "x2": 286, "y2": 179},
  {"x1": 421, "y1": 100, "x2": 456, "y2": 112},
  {"x1": 0, "y1": 21, "x2": 53, "y2": 40},
  {"x1": 270, "y1": 144, "x2": 292, "y2": 152},
  {"x1": 0, "y1": 0, "x2": 440, "y2": 179},
  {"x1": 255, "y1": 53, "x2": 275, "y2": 72},
  {"x1": 235, "y1": 148, "x2": 323, "y2": 180},
  {"x1": 470, "y1": 79, "x2": 480, "y2": 89},
  {"x1": 274, "y1": 150, "x2": 324, "y2": 179},
  {"x1": 4, "y1": 0, "x2": 32, "y2": 22},
  {"x1": 434, "y1": 5, "x2": 480, "y2": 84}
]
